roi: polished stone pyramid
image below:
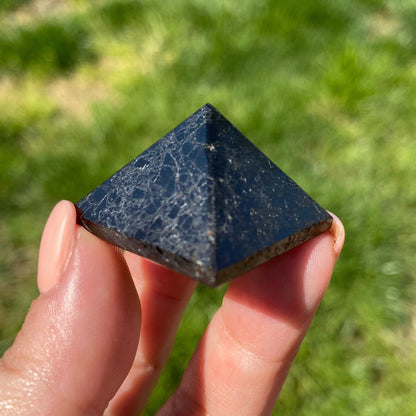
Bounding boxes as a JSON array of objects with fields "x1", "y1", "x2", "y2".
[{"x1": 75, "y1": 103, "x2": 332, "y2": 286}]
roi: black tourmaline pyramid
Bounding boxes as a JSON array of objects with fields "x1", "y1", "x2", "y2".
[{"x1": 75, "y1": 104, "x2": 332, "y2": 286}]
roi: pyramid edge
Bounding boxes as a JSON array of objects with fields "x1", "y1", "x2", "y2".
[
  {"x1": 75, "y1": 205, "x2": 220, "y2": 286},
  {"x1": 214, "y1": 214, "x2": 333, "y2": 286}
]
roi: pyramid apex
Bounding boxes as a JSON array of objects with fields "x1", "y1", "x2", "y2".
[
  {"x1": 201, "y1": 102, "x2": 217, "y2": 111},
  {"x1": 199, "y1": 103, "x2": 223, "y2": 119}
]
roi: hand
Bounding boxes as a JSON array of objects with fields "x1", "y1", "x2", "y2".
[{"x1": 0, "y1": 200, "x2": 344, "y2": 415}]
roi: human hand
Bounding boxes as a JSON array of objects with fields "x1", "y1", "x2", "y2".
[{"x1": 0, "y1": 200, "x2": 344, "y2": 415}]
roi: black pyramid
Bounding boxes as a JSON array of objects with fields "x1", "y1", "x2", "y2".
[{"x1": 75, "y1": 104, "x2": 332, "y2": 286}]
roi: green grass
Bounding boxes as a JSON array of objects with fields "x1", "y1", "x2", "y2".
[
  {"x1": 1, "y1": 0, "x2": 416, "y2": 414},
  {"x1": 0, "y1": 17, "x2": 96, "y2": 76},
  {"x1": 0, "y1": 0, "x2": 31, "y2": 12}
]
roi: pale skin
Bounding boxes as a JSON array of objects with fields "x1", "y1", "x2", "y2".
[{"x1": 0, "y1": 200, "x2": 344, "y2": 416}]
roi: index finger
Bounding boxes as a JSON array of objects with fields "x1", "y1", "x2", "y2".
[{"x1": 158, "y1": 215, "x2": 344, "y2": 416}]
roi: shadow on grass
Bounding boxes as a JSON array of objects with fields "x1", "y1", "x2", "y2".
[
  {"x1": 99, "y1": 0, "x2": 145, "y2": 31},
  {"x1": 0, "y1": 0, "x2": 31, "y2": 12},
  {"x1": 0, "y1": 17, "x2": 96, "y2": 76}
]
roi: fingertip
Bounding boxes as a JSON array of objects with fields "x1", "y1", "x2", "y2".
[
  {"x1": 327, "y1": 211, "x2": 345, "y2": 259},
  {"x1": 38, "y1": 200, "x2": 77, "y2": 294},
  {"x1": 124, "y1": 252, "x2": 196, "y2": 299}
]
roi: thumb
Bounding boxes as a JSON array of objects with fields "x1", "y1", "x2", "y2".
[{"x1": 0, "y1": 201, "x2": 141, "y2": 416}]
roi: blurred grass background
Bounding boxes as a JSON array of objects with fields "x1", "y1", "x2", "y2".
[{"x1": 1, "y1": 0, "x2": 416, "y2": 414}]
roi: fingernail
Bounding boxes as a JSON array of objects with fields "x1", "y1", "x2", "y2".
[
  {"x1": 37, "y1": 201, "x2": 77, "y2": 294},
  {"x1": 327, "y1": 211, "x2": 345, "y2": 259}
]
